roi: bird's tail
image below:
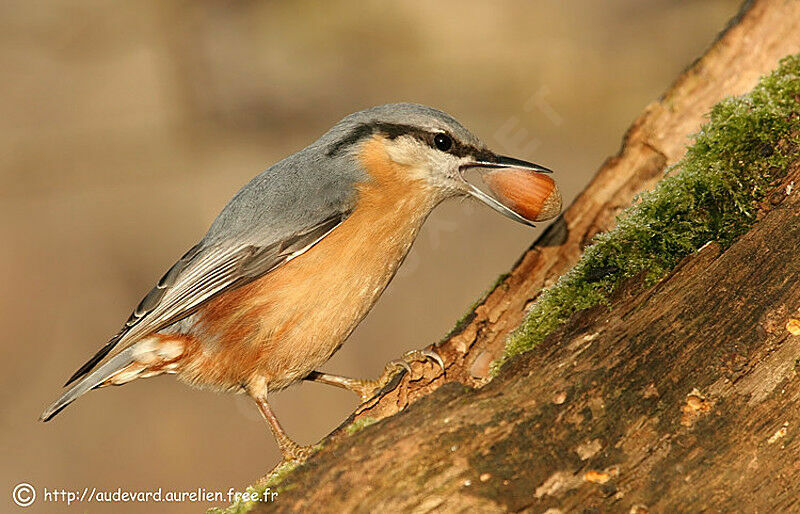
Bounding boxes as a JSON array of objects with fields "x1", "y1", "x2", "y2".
[{"x1": 40, "y1": 346, "x2": 136, "y2": 422}]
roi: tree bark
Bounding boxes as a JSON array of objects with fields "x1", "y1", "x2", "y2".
[
  {"x1": 258, "y1": 158, "x2": 800, "y2": 512},
  {"x1": 248, "y1": 1, "x2": 800, "y2": 512},
  {"x1": 345, "y1": 0, "x2": 800, "y2": 427}
]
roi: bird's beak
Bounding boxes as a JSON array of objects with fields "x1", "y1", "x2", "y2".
[{"x1": 459, "y1": 155, "x2": 562, "y2": 226}]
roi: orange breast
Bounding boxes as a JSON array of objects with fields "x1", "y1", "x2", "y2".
[{"x1": 177, "y1": 137, "x2": 437, "y2": 392}]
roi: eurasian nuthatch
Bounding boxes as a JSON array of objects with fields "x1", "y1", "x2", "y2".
[{"x1": 41, "y1": 103, "x2": 561, "y2": 463}]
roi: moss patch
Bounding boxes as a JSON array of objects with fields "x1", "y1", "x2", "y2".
[
  {"x1": 345, "y1": 416, "x2": 378, "y2": 435},
  {"x1": 206, "y1": 460, "x2": 300, "y2": 514},
  {"x1": 494, "y1": 54, "x2": 800, "y2": 373}
]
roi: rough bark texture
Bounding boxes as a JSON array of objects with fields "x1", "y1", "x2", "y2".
[
  {"x1": 245, "y1": 1, "x2": 800, "y2": 512},
  {"x1": 349, "y1": 0, "x2": 800, "y2": 426},
  {"x1": 257, "y1": 160, "x2": 800, "y2": 513}
]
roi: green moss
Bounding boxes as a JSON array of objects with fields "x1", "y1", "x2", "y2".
[
  {"x1": 493, "y1": 54, "x2": 800, "y2": 373},
  {"x1": 206, "y1": 459, "x2": 303, "y2": 514},
  {"x1": 345, "y1": 416, "x2": 378, "y2": 435}
]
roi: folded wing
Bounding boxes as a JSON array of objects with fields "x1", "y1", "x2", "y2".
[{"x1": 64, "y1": 211, "x2": 351, "y2": 386}]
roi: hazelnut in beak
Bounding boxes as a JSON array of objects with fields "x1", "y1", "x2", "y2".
[
  {"x1": 482, "y1": 168, "x2": 561, "y2": 222},
  {"x1": 461, "y1": 156, "x2": 562, "y2": 225}
]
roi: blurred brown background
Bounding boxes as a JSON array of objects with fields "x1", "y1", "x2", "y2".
[{"x1": 2, "y1": 1, "x2": 739, "y2": 512}]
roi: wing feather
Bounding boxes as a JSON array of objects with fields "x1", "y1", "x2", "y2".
[{"x1": 64, "y1": 211, "x2": 349, "y2": 386}]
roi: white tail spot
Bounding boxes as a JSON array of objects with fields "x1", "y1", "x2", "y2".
[
  {"x1": 157, "y1": 340, "x2": 184, "y2": 361},
  {"x1": 109, "y1": 363, "x2": 145, "y2": 385},
  {"x1": 131, "y1": 337, "x2": 184, "y2": 366},
  {"x1": 131, "y1": 338, "x2": 159, "y2": 364}
]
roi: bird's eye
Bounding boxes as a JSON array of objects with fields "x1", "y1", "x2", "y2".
[{"x1": 434, "y1": 133, "x2": 452, "y2": 152}]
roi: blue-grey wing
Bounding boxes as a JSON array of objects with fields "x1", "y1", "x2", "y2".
[{"x1": 64, "y1": 210, "x2": 351, "y2": 386}]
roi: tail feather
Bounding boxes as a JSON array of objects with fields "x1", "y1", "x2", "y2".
[
  {"x1": 40, "y1": 347, "x2": 136, "y2": 422},
  {"x1": 63, "y1": 335, "x2": 121, "y2": 387}
]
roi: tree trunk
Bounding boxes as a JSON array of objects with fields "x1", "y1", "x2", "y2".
[
  {"x1": 256, "y1": 168, "x2": 800, "y2": 512},
  {"x1": 349, "y1": 0, "x2": 800, "y2": 426},
  {"x1": 243, "y1": 1, "x2": 800, "y2": 512}
]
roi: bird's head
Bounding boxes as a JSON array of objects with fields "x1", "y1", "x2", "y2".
[{"x1": 318, "y1": 103, "x2": 561, "y2": 226}]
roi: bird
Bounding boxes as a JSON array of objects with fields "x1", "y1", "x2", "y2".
[{"x1": 40, "y1": 103, "x2": 561, "y2": 463}]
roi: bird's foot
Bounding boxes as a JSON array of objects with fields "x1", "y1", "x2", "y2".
[
  {"x1": 357, "y1": 349, "x2": 445, "y2": 402},
  {"x1": 256, "y1": 444, "x2": 318, "y2": 488},
  {"x1": 279, "y1": 440, "x2": 317, "y2": 465},
  {"x1": 304, "y1": 349, "x2": 445, "y2": 403}
]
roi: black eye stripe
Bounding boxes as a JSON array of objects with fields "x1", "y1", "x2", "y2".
[{"x1": 327, "y1": 121, "x2": 495, "y2": 161}]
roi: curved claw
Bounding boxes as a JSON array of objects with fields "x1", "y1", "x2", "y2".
[
  {"x1": 306, "y1": 348, "x2": 445, "y2": 404},
  {"x1": 418, "y1": 349, "x2": 445, "y2": 372},
  {"x1": 388, "y1": 359, "x2": 413, "y2": 374},
  {"x1": 388, "y1": 349, "x2": 445, "y2": 376}
]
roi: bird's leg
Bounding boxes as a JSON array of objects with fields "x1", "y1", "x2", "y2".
[
  {"x1": 305, "y1": 349, "x2": 445, "y2": 403},
  {"x1": 304, "y1": 371, "x2": 376, "y2": 401},
  {"x1": 252, "y1": 394, "x2": 314, "y2": 463}
]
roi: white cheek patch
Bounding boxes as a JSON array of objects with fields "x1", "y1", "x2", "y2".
[
  {"x1": 384, "y1": 136, "x2": 428, "y2": 167},
  {"x1": 382, "y1": 136, "x2": 458, "y2": 188}
]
